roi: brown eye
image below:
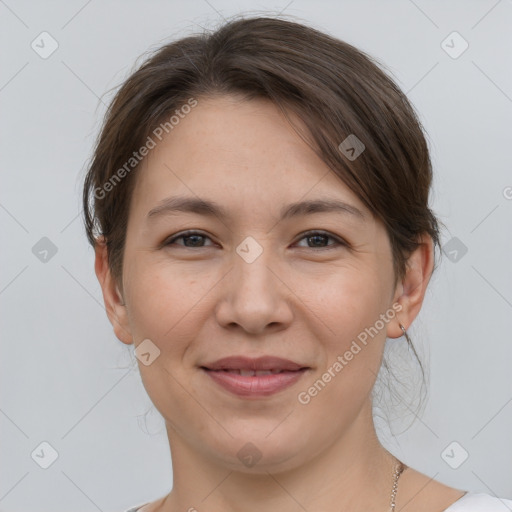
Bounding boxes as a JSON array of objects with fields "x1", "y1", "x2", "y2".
[
  {"x1": 295, "y1": 231, "x2": 346, "y2": 250},
  {"x1": 162, "y1": 230, "x2": 347, "y2": 251},
  {"x1": 164, "y1": 231, "x2": 214, "y2": 248}
]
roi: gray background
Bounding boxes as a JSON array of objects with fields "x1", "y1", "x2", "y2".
[{"x1": 1, "y1": 0, "x2": 511, "y2": 511}]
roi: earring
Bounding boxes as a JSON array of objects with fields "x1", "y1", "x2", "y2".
[
  {"x1": 398, "y1": 322, "x2": 423, "y2": 373},
  {"x1": 399, "y1": 322, "x2": 412, "y2": 346}
]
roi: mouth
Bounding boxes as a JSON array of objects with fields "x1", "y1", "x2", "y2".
[
  {"x1": 200, "y1": 356, "x2": 310, "y2": 398},
  {"x1": 208, "y1": 368, "x2": 293, "y2": 376}
]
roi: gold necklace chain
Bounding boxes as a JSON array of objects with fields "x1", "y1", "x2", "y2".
[
  {"x1": 142, "y1": 459, "x2": 408, "y2": 512},
  {"x1": 390, "y1": 459, "x2": 407, "y2": 511}
]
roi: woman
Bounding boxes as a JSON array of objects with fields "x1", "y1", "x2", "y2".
[{"x1": 83, "y1": 15, "x2": 512, "y2": 512}]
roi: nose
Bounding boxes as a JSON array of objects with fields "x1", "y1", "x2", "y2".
[{"x1": 214, "y1": 239, "x2": 294, "y2": 335}]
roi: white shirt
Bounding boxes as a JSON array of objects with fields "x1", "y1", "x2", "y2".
[
  {"x1": 125, "y1": 492, "x2": 512, "y2": 511},
  {"x1": 443, "y1": 492, "x2": 512, "y2": 511}
]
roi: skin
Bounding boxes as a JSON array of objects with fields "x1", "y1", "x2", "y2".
[{"x1": 95, "y1": 95, "x2": 465, "y2": 512}]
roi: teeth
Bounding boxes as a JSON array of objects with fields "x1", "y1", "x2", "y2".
[{"x1": 224, "y1": 369, "x2": 284, "y2": 376}]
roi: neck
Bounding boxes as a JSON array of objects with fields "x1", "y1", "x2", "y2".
[{"x1": 158, "y1": 400, "x2": 400, "y2": 512}]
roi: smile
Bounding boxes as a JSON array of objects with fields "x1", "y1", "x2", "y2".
[
  {"x1": 200, "y1": 355, "x2": 310, "y2": 398},
  {"x1": 202, "y1": 368, "x2": 309, "y2": 397}
]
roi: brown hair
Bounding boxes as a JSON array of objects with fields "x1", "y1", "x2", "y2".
[{"x1": 83, "y1": 14, "x2": 442, "y2": 293}]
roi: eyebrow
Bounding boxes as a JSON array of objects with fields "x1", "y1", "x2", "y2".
[{"x1": 146, "y1": 196, "x2": 367, "y2": 222}]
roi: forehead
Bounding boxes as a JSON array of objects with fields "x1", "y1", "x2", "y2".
[{"x1": 131, "y1": 95, "x2": 370, "y2": 221}]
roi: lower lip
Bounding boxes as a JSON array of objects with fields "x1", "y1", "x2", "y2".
[{"x1": 202, "y1": 368, "x2": 308, "y2": 397}]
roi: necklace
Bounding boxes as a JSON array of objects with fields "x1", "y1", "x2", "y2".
[
  {"x1": 390, "y1": 459, "x2": 407, "y2": 511},
  {"x1": 141, "y1": 458, "x2": 408, "y2": 512}
]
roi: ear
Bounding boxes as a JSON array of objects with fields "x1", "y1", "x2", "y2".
[
  {"x1": 386, "y1": 234, "x2": 435, "y2": 339},
  {"x1": 94, "y1": 236, "x2": 134, "y2": 345}
]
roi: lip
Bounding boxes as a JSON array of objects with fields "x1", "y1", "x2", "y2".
[
  {"x1": 201, "y1": 356, "x2": 310, "y2": 398},
  {"x1": 202, "y1": 356, "x2": 306, "y2": 372}
]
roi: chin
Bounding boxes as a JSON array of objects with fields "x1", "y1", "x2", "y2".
[{"x1": 210, "y1": 427, "x2": 313, "y2": 474}]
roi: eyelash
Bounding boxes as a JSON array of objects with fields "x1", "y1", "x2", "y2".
[{"x1": 163, "y1": 230, "x2": 347, "y2": 251}]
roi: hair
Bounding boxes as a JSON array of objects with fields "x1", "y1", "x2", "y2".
[{"x1": 83, "y1": 14, "x2": 444, "y2": 423}]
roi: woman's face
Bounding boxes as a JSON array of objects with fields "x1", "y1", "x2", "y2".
[{"x1": 105, "y1": 95, "x2": 409, "y2": 472}]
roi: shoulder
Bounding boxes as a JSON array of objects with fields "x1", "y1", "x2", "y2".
[
  {"x1": 124, "y1": 506, "x2": 148, "y2": 512},
  {"x1": 123, "y1": 494, "x2": 166, "y2": 512},
  {"x1": 444, "y1": 492, "x2": 512, "y2": 511},
  {"x1": 396, "y1": 467, "x2": 510, "y2": 512}
]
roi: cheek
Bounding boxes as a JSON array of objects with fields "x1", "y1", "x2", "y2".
[
  {"x1": 126, "y1": 254, "x2": 191, "y2": 324},
  {"x1": 124, "y1": 263, "x2": 209, "y2": 419},
  {"x1": 303, "y1": 263, "x2": 389, "y2": 340},
  {"x1": 124, "y1": 257, "x2": 222, "y2": 365},
  {"x1": 301, "y1": 264, "x2": 391, "y2": 400},
  {"x1": 296, "y1": 282, "x2": 387, "y2": 421}
]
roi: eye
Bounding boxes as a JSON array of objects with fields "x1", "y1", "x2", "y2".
[
  {"x1": 163, "y1": 230, "x2": 215, "y2": 248},
  {"x1": 162, "y1": 230, "x2": 347, "y2": 250},
  {"x1": 294, "y1": 230, "x2": 346, "y2": 250}
]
